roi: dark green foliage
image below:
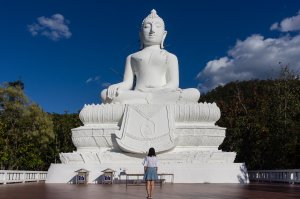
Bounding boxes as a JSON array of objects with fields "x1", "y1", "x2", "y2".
[
  {"x1": 0, "y1": 82, "x2": 54, "y2": 170},
  {"x1": 200, "y1": 67, "x2": 300, "y2": 169},
  {"x1": 50, "y1": 113, "x2": 82, "y2": 163},
  {"x1": 0, "y1": 81, "x2": 82, "y2": 170}
]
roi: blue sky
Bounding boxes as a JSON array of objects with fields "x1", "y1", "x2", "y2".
[{"x1": 1, "y1": 0, "x2": 300, "y2": 113}]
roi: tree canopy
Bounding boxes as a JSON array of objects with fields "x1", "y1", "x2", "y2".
[
  {"x1": 0, "y1": 81, "x2": 81, "y2": 170},
  {"x1": 200, "y1": 67, "x2": 300, "y2": 169},
  {"x1": 0, "y1": 82, "x2": 54, "y2": 170}
]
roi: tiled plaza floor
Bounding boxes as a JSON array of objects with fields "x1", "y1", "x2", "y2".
[{"x1": 0, "y1": 182, "x2": 299, "y2": 199}]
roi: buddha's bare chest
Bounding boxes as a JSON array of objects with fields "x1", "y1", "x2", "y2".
[{"x1": 131, "y1": 51, "x2": 168, "y2": 75}]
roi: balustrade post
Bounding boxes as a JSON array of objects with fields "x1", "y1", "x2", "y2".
[
  {"x1": 37, "y1": 172, "x2": 40, "y2": 182},
  {"x1": 23, "y1": 172, "x2": 26, "y2": 183},
  {"x1": 4, "y1": 171, "x2": 7, "y2": 184}
]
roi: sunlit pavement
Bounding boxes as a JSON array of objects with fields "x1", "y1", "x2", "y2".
[{"x1": 0, "y1": 182, "x2": 299, "y2": 199}]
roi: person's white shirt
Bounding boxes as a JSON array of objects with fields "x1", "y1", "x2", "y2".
[{"x1": 143, "y1": 156, "x2": 158, "y2": 168}]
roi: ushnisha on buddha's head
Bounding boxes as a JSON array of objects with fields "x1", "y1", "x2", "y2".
[{"x1": 140, "y1": 9, "x2": 167, "y2": 49}]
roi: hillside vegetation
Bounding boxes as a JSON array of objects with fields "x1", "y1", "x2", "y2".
[{"x1": 200, "y1": 68, "x2": 300, "y2": 169}]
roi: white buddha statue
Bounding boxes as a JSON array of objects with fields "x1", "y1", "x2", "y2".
[{"x1": 101, "y1": 9, "x2": 200, "y2": 104}]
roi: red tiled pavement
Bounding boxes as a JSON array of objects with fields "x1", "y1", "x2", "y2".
[{"x1": 0, "y1": 183, "x2": 299, "y2": 199}]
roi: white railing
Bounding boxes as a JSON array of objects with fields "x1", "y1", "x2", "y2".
[
  {"x1": 248, "y1": 169, "x2": 300, "y2": 184},
  {"x1": 0, "y1": 170, "x2": 47, "y2": 184}
]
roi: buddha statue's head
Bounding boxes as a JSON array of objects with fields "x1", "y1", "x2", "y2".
[{"x1": 140, "y1": 9, "x2": 167, "y2": 49}]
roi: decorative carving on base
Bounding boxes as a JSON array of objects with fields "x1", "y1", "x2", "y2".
[
  {"x1": 79, "y1": 104, "x2": 125, "y2": 125},
  {"x1": 72, "y1": 126, "x2": 118, "y2": 150},
  {"x1": 172, "y1": 102, "x2": 220, "y2": 124},
  {"x1": 59, "y1": 149, "x2": 236, "y2": 165},
  {"x1": 78, "y1": 103, "x2": 221, "y2": 125},
  {"x1": 65, "y1": 102, "x2": 231, "y2": 163},
  {"x1": 116, "y1": 104, "x2": 176, "y2": 153},
  {"x1": 175, "y1": 127, "x2": 225, "y2": 146}
]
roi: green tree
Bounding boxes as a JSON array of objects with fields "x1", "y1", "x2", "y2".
[
  {"x1": 200, "y1": 67, "x2": 300, "y2": 169},
  {"x1": 0, "y1": 81, "x2": 54, "y2": 170},
  {"x1": 49, "y1": 113, "x2": 81, "y2": 163}
]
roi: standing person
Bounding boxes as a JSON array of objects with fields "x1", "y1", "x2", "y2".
[{"x1": 143, "y1": 147, "x2": 158, "y2": 199}]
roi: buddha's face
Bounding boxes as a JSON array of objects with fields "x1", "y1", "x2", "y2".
[{"x1": 141, "y1": 18, "x2": 166, "y2": 47}]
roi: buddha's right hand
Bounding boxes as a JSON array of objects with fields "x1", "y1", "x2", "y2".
[{"x1": 107, "y1": 84, "x2": 119, "y2": 99}]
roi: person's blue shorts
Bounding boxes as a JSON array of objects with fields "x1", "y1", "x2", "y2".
[{"x1": 143, "y1": 167, "x2": 158, "y2": 181}]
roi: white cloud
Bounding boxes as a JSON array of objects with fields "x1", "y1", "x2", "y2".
[
  {"x1": 28, "y1": 14, "x2": 72, "y2": 41},
  {"x1": 198, "y1": 34, "x2": 300, "y2": 91},
  {"x1": 198, "y1": 11, "x2": 300, "y2": 91},
  {"x1": 270, "y1": 10, "x2": 300, "y2": 32},
  {"x1": 86, "y1": 76, "x2": 100, "y2": 83}
]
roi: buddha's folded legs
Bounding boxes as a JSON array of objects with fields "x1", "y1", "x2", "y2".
[
  {"x1": 101, "y1": 89, "x2": 151, "y2": 104},
  {"x1": 180, "y1": 88, "x2": 201, "y2": 103},
  {"x1": 150, "y1": 88, "x2": 200, "y2": 104},
  {"x1": 101, "y1": 88, "x2": 200, "y2": 104}
]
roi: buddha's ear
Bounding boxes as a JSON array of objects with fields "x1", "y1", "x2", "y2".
[
  {"x1": 161, "y1": 31, "x2": 167, "y2": 49},
  {"x1": 139, "y1": 32, "x2": 143, "y2": 50}
]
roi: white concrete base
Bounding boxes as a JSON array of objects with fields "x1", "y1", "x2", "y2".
[
  {"x1": 48, "y1": 103, "x2": 249, "y2": 184},
  {"x1": 46, "y1": 162, "x2": 248, "y2": 184}
]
